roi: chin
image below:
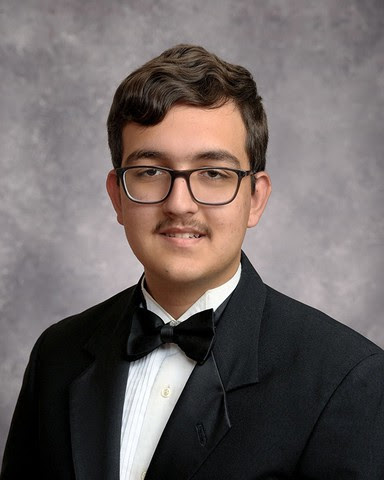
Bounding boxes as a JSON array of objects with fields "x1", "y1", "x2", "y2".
[
  {"x1": 146, "y1": 260, "x2": 207, "y2": 286},
  {"x1": 163, "y1": 266, "x2": 204, "y2": 285}
]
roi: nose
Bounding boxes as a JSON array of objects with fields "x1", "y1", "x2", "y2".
[{"x1": 162, "y1": 177, "x2": 199, "y2": 216}]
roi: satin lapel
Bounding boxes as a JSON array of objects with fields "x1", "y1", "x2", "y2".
[
  {"x1": 146, "y1": 253, "x2": 266, "y2": 479},
  {"x1": 212, "y1": 252, "x2": 266, "y2": 391},
  {"x1": 145, "y1": 352, "x2": 231, "y2": 480},
  {"x1": 69, "y1": 353, "x2": 128, "y2": 480},
  {"x1": 69, "y1": 286, "x2": 141, "y2": 480}
]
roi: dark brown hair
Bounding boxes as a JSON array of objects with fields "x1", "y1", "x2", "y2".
[{"x1": 107, "y1": 44, "x2": 268, "y2": 171}]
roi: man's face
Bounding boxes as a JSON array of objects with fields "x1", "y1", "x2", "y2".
[{"x1": 107, "y1": 102, "x2": 271, "y2": 300}]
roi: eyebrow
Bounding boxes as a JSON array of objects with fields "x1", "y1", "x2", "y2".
[
  {"x1": 124, "y1": 149, "x2": 241, "y2": 168},
  {"x1": 125, "y1": 150, "x2": 167, "y2": 163},
  {"x1": 194, "y1": 150, "x2": 241, "y2": 168}
]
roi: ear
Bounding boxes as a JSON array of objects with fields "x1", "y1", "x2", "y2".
[
  {"x1": 106, "y1": 170, "x2": 124, "y2": 225},
  {"x1": 247, "y1": 172, "x2": 272, "y2": 228}
]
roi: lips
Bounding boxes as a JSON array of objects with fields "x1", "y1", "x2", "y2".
[
  {"x1": 163, "y1": 233, "x2": 202, "y2": 238},
  {"x1": 156, "y1": 222, "x2": 208, "y2": 240}
]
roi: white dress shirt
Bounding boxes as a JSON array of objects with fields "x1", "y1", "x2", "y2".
[{"x1": 120, "y1": 265, "x2": 241, "y2": 480}]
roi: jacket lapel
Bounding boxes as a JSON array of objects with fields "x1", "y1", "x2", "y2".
[
  {"x1": 146, "y1": 253, "x2": 266, "y2": 479},
  {"x1": 213, "y1": 252, "x2": 265, "y2": 391},
  {"x1": 69, "y1": 286, "x2": 141, "y2": 480},
  {"x1": 68, "y1": 254, "x2": 265, "y2": 480}
]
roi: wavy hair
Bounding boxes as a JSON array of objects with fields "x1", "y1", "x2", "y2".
[{"x1": 107, "y1": 44, "x2": 268, "y2": 171}]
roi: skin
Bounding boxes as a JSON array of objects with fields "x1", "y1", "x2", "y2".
[{"x1": 107, "y1": 102, "x2": 271, "y2": 318}]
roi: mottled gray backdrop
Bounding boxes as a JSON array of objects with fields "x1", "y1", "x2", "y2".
[{"x1": 1, "y1": 0, "x2": 383, "y2": 460}]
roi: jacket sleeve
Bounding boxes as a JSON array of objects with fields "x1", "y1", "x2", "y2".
[
  {"x1": 297, "y1": 352, "x2": 384, "y2": 479},
  {"x1": 0, "y1": 332, "x2": 46, "y2": 479}
]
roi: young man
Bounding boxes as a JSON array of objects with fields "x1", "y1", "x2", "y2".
[{"x1": 2, "y1": 45, "x2": 384, "y2": 479}]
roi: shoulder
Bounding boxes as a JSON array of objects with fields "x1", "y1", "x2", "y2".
[
  {"x1": 34, "y1": 286, "x2": 136, "y2": 360},
  {"x1": 44, "y1": 285, "x2": 135, "y2": 338},
  {"x1": 260, "y1": 285, "x2": 383, "y2": 379}
]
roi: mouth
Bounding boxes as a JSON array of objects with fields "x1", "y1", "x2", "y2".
[
  {"x1": 155, "y1": 221, "x2": 209, "y2": 243},
  {"x1": 162, "y1": 232, "x2": 203, "y2": 239}
]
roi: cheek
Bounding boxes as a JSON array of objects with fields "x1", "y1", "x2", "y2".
[
  {"x1": 211, "y1": 203, "x2": 250, "y2": 240},
  {"x1": 122, "y1": 201, "x2": 154, "y2": 226},
  {"x1": 230, "y1": 197, "x2": 252, "y2": 227},
  {"x1": 121, "y1": 205, "x2": 144, "y2": 238},
  {"x1": 121, "y1": 203, "x2": 161, "y2": 249}
]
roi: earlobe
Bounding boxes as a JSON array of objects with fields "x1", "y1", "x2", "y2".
[
  {"x1": 106, "y1": 170, "x2": 124, "y2": 225},
  {"x1": 247, "y1": 172, "x2": 272, "y2": 228}
]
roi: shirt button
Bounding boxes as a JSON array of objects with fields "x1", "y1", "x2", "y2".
[{"x1": 161, "y1": 386, "x2": 171, "y2": 398}]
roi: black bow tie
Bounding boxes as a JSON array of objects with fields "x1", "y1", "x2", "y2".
[{"x1": 126, "y1": 308, "x2": 215, "y2": 365}]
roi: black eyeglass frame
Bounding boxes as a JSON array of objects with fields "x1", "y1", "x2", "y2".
[{"x1": 115, "y1": 166, "x2": 257, "y2": 206}]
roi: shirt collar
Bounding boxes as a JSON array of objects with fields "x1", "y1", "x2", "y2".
[{"x1": 141, "y1": 263, "x2": 241, "y2": 324}]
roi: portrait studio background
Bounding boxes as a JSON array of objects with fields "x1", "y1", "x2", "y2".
[{"x1": 1, "y1": 0, "x2": 383, "y2": 461}]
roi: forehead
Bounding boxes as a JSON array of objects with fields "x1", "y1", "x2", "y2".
[{"x1": 121, "y1": 102, "x2": 248, "y2": 168}]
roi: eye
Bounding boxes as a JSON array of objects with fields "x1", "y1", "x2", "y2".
[
  {"x1": 199, "y1": 169, "x2": 231, "y2": 180},
  {"x1": 135, "y1": 167, "x2": 164, "y2": 178}
]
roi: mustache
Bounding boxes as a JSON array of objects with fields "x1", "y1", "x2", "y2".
[{"x1": 154, "y1": 219, "x2": 211, "y2": 236}]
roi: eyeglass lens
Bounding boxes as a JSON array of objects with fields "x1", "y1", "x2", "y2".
[{"x1": 122, "y1": 167, "x2": 241, "y2": 204}]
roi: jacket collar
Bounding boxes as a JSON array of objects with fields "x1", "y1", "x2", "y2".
[
  {"x1": 213, "y1": 251, "x2": 266, "y2": 390},
  {"x1": 146, "y1": 252, "x2": 266, "y2": 479},
  {"x1": 69, "y1": 252, "x2": 266, "y2": 480},
  {"x1": 69, "y1": 284, "x2": 141, "y2": 480}
]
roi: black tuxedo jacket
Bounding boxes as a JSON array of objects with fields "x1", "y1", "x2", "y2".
[{"x1": 2, "y1": 254, "x2": 384, "y2": 479}]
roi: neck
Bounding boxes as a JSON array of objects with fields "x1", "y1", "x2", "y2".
[
  {"x1": 143, "y1": 281, "x2": 206, "y2": 319},
  {"x1": 144, "y1": 269, "x2": 240, "y2": 319}
]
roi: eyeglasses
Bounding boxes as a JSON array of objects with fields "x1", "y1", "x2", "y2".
[{"x1": 115, "y1": 166, "x2": 256, "y2": 205}]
